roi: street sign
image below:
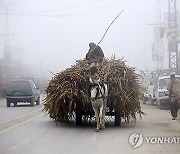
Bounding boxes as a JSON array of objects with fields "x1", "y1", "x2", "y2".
[{"x1": 167, "y1": 28, "x2": 180, "y2": 43}]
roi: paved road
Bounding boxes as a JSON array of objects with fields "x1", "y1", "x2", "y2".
[{"x1": 0, "y1": 98, "x2": 180, "y2": 154}]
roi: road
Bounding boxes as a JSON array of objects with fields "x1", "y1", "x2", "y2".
[{"x1": 0, "y1": 97, "x2": 180, "y2": 154}]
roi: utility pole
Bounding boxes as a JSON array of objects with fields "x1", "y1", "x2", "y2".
[
  {"x1": 0, "y1": 1, "x2": 15, "y2": 82},
  {"x1": 151, "y1": 0, "x2": 165, "y2": 70},
  {"x1": 0, "y1": 1, "x2": 23, "y2": 85},
  {"x1": 4, "y1": 3, "x2": 11, "y2": 60},
  {"x1": 168, "y1": 0, "x2": 178, "y2": 69},
  {"x1": 156, "y1": 0, "x2": 164, "y2": 69},
  {"x1": 3, "y1": 2, "x2": 11, "y2": 82}
]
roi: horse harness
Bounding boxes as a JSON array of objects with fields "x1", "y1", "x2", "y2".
[{"x1": 90, "y1": 83, "x2": 106, "y2": 101}]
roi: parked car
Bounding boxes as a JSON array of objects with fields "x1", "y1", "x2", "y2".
[
  {"x1": 155, "y1": 75, "x2": 180, "y2": 109},
  {"x1": 155, "y1": 76, "x2": 170, "y2": 109},
  {"x1": 5, "y1": 80, "x2": 40, "y2": 107}
]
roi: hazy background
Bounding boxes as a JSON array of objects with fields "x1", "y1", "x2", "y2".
[{"x1": 0, "y1": 0, "x2": 179, "y2": 77}]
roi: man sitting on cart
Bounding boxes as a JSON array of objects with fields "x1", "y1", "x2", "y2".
[{"x1": 86, "y1": 42, "x2": 104, "y2": 74}]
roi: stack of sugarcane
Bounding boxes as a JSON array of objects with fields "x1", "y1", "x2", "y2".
[{"x1": 43, "y1": 58, "x2": 144, "y2": 122}]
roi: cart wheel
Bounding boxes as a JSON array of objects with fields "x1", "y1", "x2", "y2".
[
  {"x1": 76, "y1": 102, "x2": 82, "y2": 126},
  {"x1": 115, "y1": 103, "x2": 121, "y2": 126}
]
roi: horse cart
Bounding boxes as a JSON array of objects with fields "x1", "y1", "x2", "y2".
[{"x1": 43, "y1": 59, "x2": 143, "y2": 128}]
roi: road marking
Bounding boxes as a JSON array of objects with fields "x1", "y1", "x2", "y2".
[
  {"x1": 0, "y1": 113, "x2": 43, "y2": 135},
  {"x1": 0, "y1": 108, "x2": 43, "y2": 125}
]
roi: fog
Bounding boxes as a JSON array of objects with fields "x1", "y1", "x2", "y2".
[{"x1": 0, "y1": 0, "x2": 179, "y2": 78}]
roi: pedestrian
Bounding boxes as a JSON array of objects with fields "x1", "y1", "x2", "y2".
[
  {"x1": 167, "y1": 74, "x2": 180, "y2": 120},
  {"x1": 86, "y1": 42, "x2": 104, "y2": 74}
]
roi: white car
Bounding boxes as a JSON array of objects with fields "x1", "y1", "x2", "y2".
[{"x1": 155, "y1": 75, "x2": 180, "y2": 109}]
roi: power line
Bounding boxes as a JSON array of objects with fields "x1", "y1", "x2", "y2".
[
  {"x1": 0, "y1": 10, "x2": 156, "y2": 20},
  {"x1": 0, "y1": 1, "x2": 137, "y2": 18},
  {"x1": 4, "y1": 0, "x2": 131, "y2": 15},
  {"x1": 13, "y1": 0, "x2": 105, "y2": 14}
]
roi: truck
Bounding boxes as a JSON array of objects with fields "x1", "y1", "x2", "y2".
[{"x1": 146, "y1": 69, "x2": 180, "y2": 109}]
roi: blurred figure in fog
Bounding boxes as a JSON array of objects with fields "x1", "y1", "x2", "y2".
[{"x1": 167, "y1": 74, "x2": 180, "y2": 120}]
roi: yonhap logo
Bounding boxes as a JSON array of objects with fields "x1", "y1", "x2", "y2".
[
  {"x1": 128, "y1": 132, "x2": 180, "y2": 149},
  {"x1": 128, "y1": 132, "x2": 144, "y2": 149}
]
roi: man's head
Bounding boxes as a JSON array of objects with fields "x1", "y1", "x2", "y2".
[
  {"x1": 170, "y1": 74, "x2": 176, "y2": 81},
  {"x1": 89, "y1": 42, "x2": 96, "y2": 48}
]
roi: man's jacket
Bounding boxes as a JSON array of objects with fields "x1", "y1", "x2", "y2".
[
  {"x1": 168, "y1": 79, "x2": 180, "y2": 102},
  {"x1": 86, "y1": 46, "x2": 104, "y2": 63}
]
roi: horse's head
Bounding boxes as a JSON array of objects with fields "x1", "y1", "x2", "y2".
[{"x1": 89, "y1": 78, "x2": 106, "y2": 101}]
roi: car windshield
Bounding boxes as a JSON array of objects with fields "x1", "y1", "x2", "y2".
[
  {"x1": 9, "y1": 81, "x2": 31, "y2": 91},
  {"x1": 159, "y1": 76, "x2": 180, "y2": 89}
]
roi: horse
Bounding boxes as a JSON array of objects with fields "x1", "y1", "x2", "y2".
[{"x1": 89, "y1": 78, "x2": 108, "y2": 132}]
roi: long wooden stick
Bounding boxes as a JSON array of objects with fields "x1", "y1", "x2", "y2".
[
  {"x1": 87, "y1": 10, "x2": 124, "y2": 58},
  {"x1": 97, "y1": 10, "x2": 124, "y2": 46}
]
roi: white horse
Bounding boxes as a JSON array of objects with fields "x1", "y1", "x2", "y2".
[{"x1": 89, "y1": 78, "x2": 108, "y2": 132}]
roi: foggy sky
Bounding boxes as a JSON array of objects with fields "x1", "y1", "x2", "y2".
[{"x1": 0, "y1": 0, "x2": 180, "y2": 76}]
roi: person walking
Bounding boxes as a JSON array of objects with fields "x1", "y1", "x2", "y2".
[{"x1": 167, "y1": 74, "x2": 180, "y2": 120}]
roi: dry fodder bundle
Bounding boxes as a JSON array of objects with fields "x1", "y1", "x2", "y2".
[{"x1": 43, "y1": 58, "x2": 144, "y2": 123}]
